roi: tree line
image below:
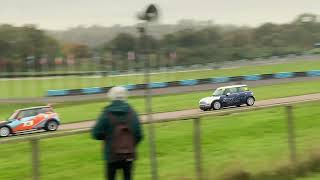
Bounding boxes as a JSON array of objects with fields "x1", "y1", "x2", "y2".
[
  {"x1": 0, "y1": 13, "x2": 320, "y2": 72},
  {"x1": 104, "y1": 13, "x2": 320, "y2": 66}
]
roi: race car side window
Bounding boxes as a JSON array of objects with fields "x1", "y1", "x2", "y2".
[
  {"x1": 18, "y1": 110, "x2": 37, "y2": 119},
  {"x1": 46, "y1": 108, "x2": 54, "y2": 113},
  {"x1": 229, "y1": 88, "x2": 238, "y2": 94},
  {"x1": 29, "y1": 110, "x2": 38, "y2": 117},
  {"x1": 38, "y1": 108, "x2": 53, "y2": 114},
  {"x1": 236, "y1": 87, "x2": 249, "y2": 92},
  {"x1": 223, "y1": 88, "x2": 230, "y2": 95},
  {"x1": 213, "y1": 88, "x2": 225, "y2": 96},
  {"x1": 243, "y1": 87, "x2": 249, "y2": 91},
  {"x1": 237, "y1": 87, "x2": 248, "y2": 92},
  {"x1": 17, "y1": 111, "x2": 27, "y2": 119},
  {"x1": 38, "y1": 108, "x2": 46, "y2": 114}
]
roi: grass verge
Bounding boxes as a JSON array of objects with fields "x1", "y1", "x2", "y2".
[
  {"x1": 1, "y1": 101, "x2": 320, "y2": 179},
  {"x1": 1, "y1": 60, "x2": 320, "y2": 98},
  {"x1": 1, "y1": 80, "x2": 320, "y2": 123}
]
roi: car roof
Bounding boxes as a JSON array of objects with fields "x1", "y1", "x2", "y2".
[
  {"x1": 217, "y1": 85, "x2": 247, "y2": 90},
  {"x1": 17, "y1": 106, "x2": 52, "y2": 111}
]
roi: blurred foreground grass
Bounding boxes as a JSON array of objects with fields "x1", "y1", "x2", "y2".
[{"x1": 1, "y1": 101, "x2": 320, "y2": 179}]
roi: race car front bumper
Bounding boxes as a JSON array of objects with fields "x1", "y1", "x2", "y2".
[{"x1": 199, "y1": 104, "x2": 211, "y2": 110}]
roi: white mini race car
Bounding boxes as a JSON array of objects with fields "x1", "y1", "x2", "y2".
[{"x1": 199, "y1": 85, "x2": 255, "y2": 111}]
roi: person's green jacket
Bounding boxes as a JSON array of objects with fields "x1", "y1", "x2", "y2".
[{"x1": 92, "y1": 100, "x2": 143, "y2": 162}]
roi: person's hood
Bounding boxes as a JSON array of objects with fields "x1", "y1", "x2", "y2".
[{"x1": 106, "y1": 100, "x2": 131, "y2": 114}]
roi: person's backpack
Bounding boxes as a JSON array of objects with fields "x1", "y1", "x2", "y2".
[{"x1": 109, "y1": 111, "x2": 136, "y2": 161}]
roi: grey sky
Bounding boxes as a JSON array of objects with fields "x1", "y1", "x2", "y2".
[{"x1": 0, "y1": 0, "x2": 319, "y2": 30}]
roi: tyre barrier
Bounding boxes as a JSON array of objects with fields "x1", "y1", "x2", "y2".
[
  {"x1": 148, "y1": 82, "x2": 168, "y2": 88},
  {"x1": 273, "y1": 72, "x2": 295, "y2": 79},
  {"x1": 179, "y1": 79, "x2": 199, "y2": 86},
  {"x1": 243, "y1": 75, "x2": 262, "y2": 81},
  {"x1": 211, "y1": 77, "x2": 230, "y2": 83},
  {"x1": 306, "y1": 70, "x2": 320, "y2": 77},
  {"x1": 81, "y1": 87, "x2": 103, "y2": 94},
  {"x1": 47, "y1": 70, "x2": 320, "y2": 97},
  {"x1": 123, "y1": 84, "x2": 137, "y2": 90},
  {"x1": 47, "y1": 90, "x2": 69, "y2": 96}
]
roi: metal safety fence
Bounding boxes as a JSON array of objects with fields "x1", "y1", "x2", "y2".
[
  {"x1": 0, "y1": 104, "x2": 310, "y2": 180},
  {"x1": 1, "y1": 54, "x2": 320, "y2": 99}
]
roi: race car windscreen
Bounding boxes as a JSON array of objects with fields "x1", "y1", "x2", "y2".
[{"x1": 213, "y1": 88, "x2": 224, "y2": 96}]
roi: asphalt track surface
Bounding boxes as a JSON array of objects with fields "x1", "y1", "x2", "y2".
[
  {"x1": 1, "y1": 76, "x2": 320, "y2": 104},
  {"x1": 59, "y1": 93, "x2": 320, "y2": 131}
]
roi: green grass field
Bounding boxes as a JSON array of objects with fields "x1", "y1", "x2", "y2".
[
  {"x1": 1, "y1": 101, "x2": 320, "y2": 179},
  {"x1": 1, "y1": 80, "x2": 320, "y2": 124},
  {"x1": 297, "y1": 174, "x2": 320, "y2": 180},
  {"x1": 1, "y1": 60, "x2": 320, "y2": 98}
]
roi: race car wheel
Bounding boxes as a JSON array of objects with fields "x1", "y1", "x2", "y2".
[
  {"x1": 0, "y1": 126, "x2": 11, "y2": 137},
  {"x1": 246, "y1": 97, "x2": 255, "y2": 106},
  {"x1": 45, "y1": 120, "x2": 59, "y2": 131},
  {"x1": 212, "y1": 101, "x2": 222, "y2": 110}
]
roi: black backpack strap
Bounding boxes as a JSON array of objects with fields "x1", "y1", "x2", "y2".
[
  {"x1": 124, "y1": 110, "x2": 133, "y2": 124},
  {"x1": 108, "y1": 112, "x2": 118, "y2": 125}
]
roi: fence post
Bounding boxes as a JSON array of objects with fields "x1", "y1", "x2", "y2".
[
  {"x1": 31, "y1": 139, "x2": 40, "y2": 180},
  {"x1": 193, "y1": 117, "x2": 203, "y2": 180},
  {"x1": 286, "y1": 105, "x2": 297, "y2": 165}
]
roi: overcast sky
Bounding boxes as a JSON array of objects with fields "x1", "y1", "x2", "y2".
[{"x1": 0, "y1": 0, "x2": 319, "y2": 30}]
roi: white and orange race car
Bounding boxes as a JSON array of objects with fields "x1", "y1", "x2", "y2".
[{"x1": 0, "y1": 105, "x2": 60, "y2": 137}]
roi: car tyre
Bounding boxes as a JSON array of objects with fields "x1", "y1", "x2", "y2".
[
  {"x1": 0, "y1": 126, "x2": 11, "y2": 137},
  {"x1": 212, "y1": 101, "x2": 222, "y2": 110},
  {"x1": 246, "y1": 97, "x2": 255, "y2": 106},
  {"x1": 44, "y1": 120, "x2": 59, "y2": 131}
]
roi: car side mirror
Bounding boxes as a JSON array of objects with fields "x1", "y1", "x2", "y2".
[{"x1": 226, "y1": 93, "x2": 231, "y2": 96}]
